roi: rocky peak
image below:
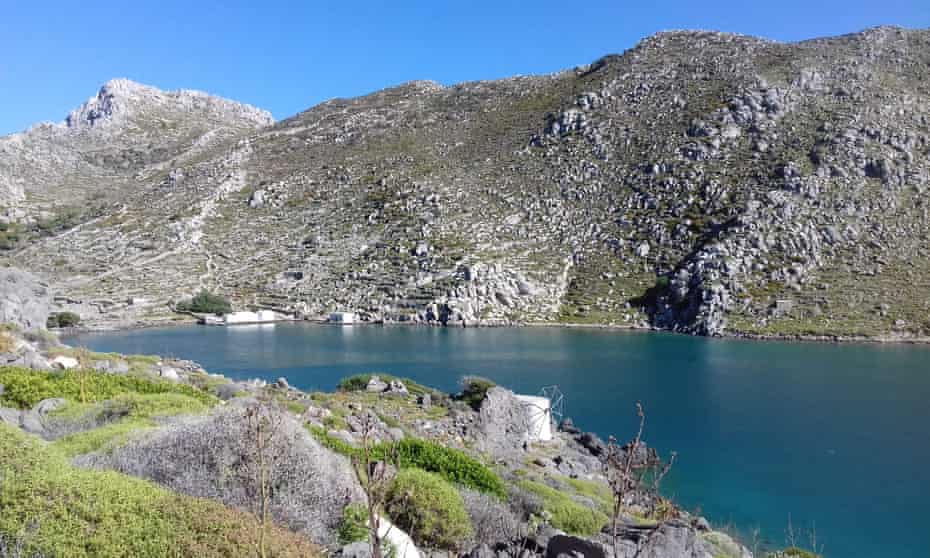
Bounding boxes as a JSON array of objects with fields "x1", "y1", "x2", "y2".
[{"x1": 64, "y1": 78, "x2": 274, "y2": 131}]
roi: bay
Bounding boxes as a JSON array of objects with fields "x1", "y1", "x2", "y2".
[{"x1": 65, "y1": 323, "x2": 930, "y2": 558}]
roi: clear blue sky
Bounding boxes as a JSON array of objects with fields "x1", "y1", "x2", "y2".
[{"x1": 2, "y1": 0, "x2": 928, "y2": 135}]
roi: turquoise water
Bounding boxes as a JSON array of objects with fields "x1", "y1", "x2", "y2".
[{"x1": 66, "y1": 324, "x2": 930, "y2": 557}]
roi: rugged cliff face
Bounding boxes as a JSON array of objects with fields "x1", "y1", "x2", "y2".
[{"x1": 3, "y1": 26, "x2": 930, "y2": 338}]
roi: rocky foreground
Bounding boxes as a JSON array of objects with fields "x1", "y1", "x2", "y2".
[
  {"x1": 2, "y1": 27, "x2": 929, "y2": 341},
  {"x1": 0, "y1": 269, "x2": 823, "y2": 558}
]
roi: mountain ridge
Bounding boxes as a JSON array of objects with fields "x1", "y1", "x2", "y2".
[{"x1": 2, "y1": 25, "x2": 930, "y2": 339}]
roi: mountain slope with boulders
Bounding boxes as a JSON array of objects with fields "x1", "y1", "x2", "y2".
[{"x1": 3, "y1": 26, "x2": 930, "y2": 338}]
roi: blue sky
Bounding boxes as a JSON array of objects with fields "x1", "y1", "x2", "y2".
[{"x1": 2, "y1": 0, "x2": 928, "y2": 135}]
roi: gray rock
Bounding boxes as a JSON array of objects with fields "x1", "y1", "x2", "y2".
[
  {"x1": 417, "y1": 393, "x2": 432, "y2": 408},
  {"x1": 475, "y1": 387, "x2": 530, "y2": 458},
  {"x1": 19, "y1": 410, "x2": 44, "y2": 435},
  {"x1": 18, "y1": 349, "x2": 50, "y2": 371},
  {"x1": 0, "y1": 408, "x2": 21, "y2": 428},
  {"x1": 111, "y1": 360, "x2": 130, "y2": 374},
  {"x1": 385, "y1": 379, "x2": 409, "y2": 396},
  {"x1": 33, "y1": 398, "x2": 66, "y2": 415},
  {"x1": 366, "y1": 376, "x2": 388, "y2": 393},
  {"x1": 275, "y1": 377, "x2": 291, "y2": 390},
  {"x1": 340, "y1": 542, "x2": 372, "y2": 558},
  {"x1": 0, "y1": 268, "x2": 51, "y2": 331},
  {"x1": 545, "y1": 535, "x2": 607, "y2": 558},
  {"x1": 159, "y1": 366, "x2": 180, "y2": 382},
  {"x1": 215, "y1": 383, "x2": 242, "y2": 401}
]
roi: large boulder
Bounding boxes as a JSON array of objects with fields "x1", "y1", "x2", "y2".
[
  {"x1": 475, "y1": 387, "x2": 530, "y2": 458},
  {"x1": 77, "y1": 406, "x2": 364, "y2": 545},
  {"x1": 0, "y1": 268, "x2": 51, "y2": 330}
]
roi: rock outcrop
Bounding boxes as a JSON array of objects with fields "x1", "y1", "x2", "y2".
[{"x1": 0, "y1": 268, "x2": 50, "y2": 330}]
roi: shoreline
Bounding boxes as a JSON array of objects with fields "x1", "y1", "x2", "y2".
[{"x1": 65, "y1": 314, "x2": 930, "y2": 347}]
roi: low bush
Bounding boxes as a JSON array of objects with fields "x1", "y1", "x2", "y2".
[
  {"x1": 0, "y1": 367, "x2": 216, "y2": 409},
  {"x1": 460, "y1": 488, "x2": 521, "y2": 547},
  {"x1": 82, "y1": 407, "x2": 362, "y2": 546},
  {"x1": 175, "y1": 290, "x2": 231, "y2": 315},
  {"x1": 0, "y1": 423, "x2": 319, "y2": 557},
  {"x1": 385, "y1": 468, "x2": 473, "y2": 551},
  {"x1": 46, "y1": 312, "x2": 80, "y2": 329},
  {"x1": 457, "y1": 376, "x2": 496, "y2": 410},
  {"x1": 306, "y1": 429, "x2": 506, "y2": 499},
  {"x1": 518, "y1": 479, "x2": 608, "y2": 536},
  {"x1": 393, "y1": 438, "x2": 507, "y2": 499}
]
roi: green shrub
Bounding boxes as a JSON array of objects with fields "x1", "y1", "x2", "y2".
[
  {"x1": 175, "y1": 290, "x2": 232, "y2": 315},
  {"x1": 0, "y1": 423, "x2": 319, "y2": 557},
  {"x1": 386, "y1": 468, "x2": 473, "y2": 550},
  {"x1": 518, "y1": 479, "x2": 608, "y2": 536},
  {"x1": 47, "y1": 311, "x2": 81, "y2": 329},
  {"x1": 306, "y1": 429, "x2": 506, "y2": 499},
  {"x1": 0, "y1": 366, "x2": 216, "y2": 409},
  {"x1": 337, "y1": 503, "x2": 369, "y2": 544},
  {"x1": 393, "y1": 438, "x2": 506, "y2": 499},
  {"x1": 457, "y1": 376, "x2": 495, "y2": 410}
]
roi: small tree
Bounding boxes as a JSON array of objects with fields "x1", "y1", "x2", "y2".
[
  {"x1": 175, "y1": 290, "x2": 232, "y2": 315},
  {"x1": 241, "y1": 403, "x2": 287, "y2": 558},
  {"x1": 604, "y1": 402, "x2": 676, "y2": 556},
  {"x1": 352, "y1": 412, "x2": 398, "y2": 558}
]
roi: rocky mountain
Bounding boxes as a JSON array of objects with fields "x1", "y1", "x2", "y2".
[
  {"x1": 0, "y1": 78, "x2": 272, "y2": 216},
  {"x1": 3, "y1": 26, "x2": 930, "y2": 338}
]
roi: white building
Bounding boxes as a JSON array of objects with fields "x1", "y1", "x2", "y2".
[
  {"x1": 514, "y1": 394, "x2": 553, "y2": 442},
  {"x1": 329, "y1": 311, "x2": 356, "y2": 324},
  {"x1": 224, "y1": 311, "x2": 260, "y2": 325}
]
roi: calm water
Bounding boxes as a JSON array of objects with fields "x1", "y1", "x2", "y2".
[{"x1": 66, "y1": 324, "x2": 930, "y2": 558}]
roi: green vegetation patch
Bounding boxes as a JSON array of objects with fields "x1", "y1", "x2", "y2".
[
  {"x1": 456, "y1": 376, "x2": 496, "y2": 411},
  {"x1": 386, "y1": 468, "x2": 473, "y2": 551},
  {"x1": 52, "y1": 419, "x2": 154, "y2": 458},
  {"x1": 565, "y1": 477, "x2": 614, "y2": 515},
  {"x1": 174, "y1": 290, "x2": 232, "y2": 315},
  {"x1": 307, "y1": 428, "x2": 506, "y2": 498},
  {"x1": 0, "y1": 366, "x2": 216, "y2": 409},
  {"x1": 337, "y1": 503, "x2": 369, "y2": 545},
  {"x1": 518, "y1": 479, "x2": 609, "y2": 536},
  {"x1": 0, "y1": 423, "x2": 318, "y2": 558},
  {"x1": 46, "y1": 311, "x2": 81, "y2": 329},
  {"x1": 49, "y1": 393, "x2": 210, "y2": 457}
]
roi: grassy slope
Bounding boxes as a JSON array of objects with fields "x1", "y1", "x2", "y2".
[{"x1": 0, "y1": 423, "x2": 319, "y2": 558}]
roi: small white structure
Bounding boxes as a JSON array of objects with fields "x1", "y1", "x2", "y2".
[
  {"x1": 256, "y1": 310, "x2": 277, "y2": 322},
  {"x1": 223, "y1": 311, "x2": 279, "y2": 325},
  {"x1": 329, "y1": 311, "x2": 356, "y2": 324},
  {"x1": 224, "y1": 311, "x2": 259, "y2": 325},
  {"x1": 377, "y1": 515, "x2": 421, "y2": 558},
  {"x1": 515, "y1": 394, "x2": 553, "y2": 442}
]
